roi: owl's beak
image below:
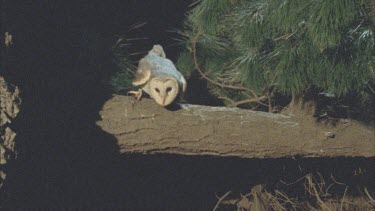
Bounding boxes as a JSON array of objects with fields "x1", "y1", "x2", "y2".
[{"x1": 161, "y1": 97, "x2": 167, "y2": 106}]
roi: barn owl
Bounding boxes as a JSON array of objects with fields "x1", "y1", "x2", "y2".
[{"x1": 129, "y1": 45, "x2": 187, "y2": 106}]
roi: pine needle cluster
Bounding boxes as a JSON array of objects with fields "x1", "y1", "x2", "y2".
[
  {"x1": 110, "y1": 38, "x2": 136, "y2": 94},
  {"x1": 177, "y1": 0, "x2": 375, "y2": 111}
]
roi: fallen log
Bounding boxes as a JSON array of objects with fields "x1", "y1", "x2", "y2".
[{"x1": 96, "y1": 95, "x2": 375, "y2": 158}]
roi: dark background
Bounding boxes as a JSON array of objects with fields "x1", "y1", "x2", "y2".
[{"x1": 1, "y1": 0, "x2": 374, "y2": 210}]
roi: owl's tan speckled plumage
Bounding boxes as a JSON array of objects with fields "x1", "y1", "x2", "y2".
[{"x1": 129, "y1": 45, "x2": 187, "y2": 106}]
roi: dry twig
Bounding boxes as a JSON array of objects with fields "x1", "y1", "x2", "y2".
[
  {"x1": 213, "y1": 191, "x2": 232, "y2": 211},
  {"x1": 305, "y1": 174, "x2": 333, "y2": 211},
  {"x1": 364, "y1": 188, "x2": 375, "y2": 204}
]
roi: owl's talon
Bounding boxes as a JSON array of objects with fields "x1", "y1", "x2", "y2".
[{"x1": 128, "y1": 89, "x2": 143, "y2": 101}]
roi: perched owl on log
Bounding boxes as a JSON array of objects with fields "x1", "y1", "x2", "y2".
[{"x1": 129, "y1": 45, "x2": 187, "y2": 106}]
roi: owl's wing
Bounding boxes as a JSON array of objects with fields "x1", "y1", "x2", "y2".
[
  {"x1": 132, "y1": 58, "x2": 152, "y2": 86},
  {"x1": 180, "y1": 74, "x2": 187, "y2": 93}
]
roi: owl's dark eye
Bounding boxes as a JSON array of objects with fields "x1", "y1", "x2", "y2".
[
  {"x1": 166, "y1": 87, "x2": 172, "y2": 92},
  {"x1": 155, "y1": 88, "x2": 160, "y2": 93}
]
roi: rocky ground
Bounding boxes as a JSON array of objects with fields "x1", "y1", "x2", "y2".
[{"x1": 0, "y1": 76, "x2": 20, "y2": 189}]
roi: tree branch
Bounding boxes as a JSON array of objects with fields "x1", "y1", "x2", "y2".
[
  {"x1": 96, "y1": 95, "x2": 375, "y2": 159},
  {"x1": 191, "y1": 31, "x2": 267, "y2": 107}
]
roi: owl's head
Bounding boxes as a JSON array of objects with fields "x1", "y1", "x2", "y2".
[{"x1": 149, "y1": 77, "x2": 179, "y2": 106}]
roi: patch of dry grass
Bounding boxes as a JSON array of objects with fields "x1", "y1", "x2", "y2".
[{"x1": 214, "y1": 173, "x2": 375, "y2": 211}]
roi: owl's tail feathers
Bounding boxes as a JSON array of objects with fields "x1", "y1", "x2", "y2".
[{"x1": 151, "y1": 44, "x2": 166, "y2": 58}]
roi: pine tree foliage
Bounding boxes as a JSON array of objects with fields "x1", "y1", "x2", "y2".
[
  {"x1": 110, "y1": 38, "x2": 136, "y2": 94},
  {"x1": 177, "y1": 0, "x2": 375, "y2": 110}
]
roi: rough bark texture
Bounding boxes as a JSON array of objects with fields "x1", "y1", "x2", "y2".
[
  {"x1": 0, "y1": 76, "x2": 20, "y2": 189},
  {"x1": 97, "y1": 95, "x2": 375, "y2": 158}
]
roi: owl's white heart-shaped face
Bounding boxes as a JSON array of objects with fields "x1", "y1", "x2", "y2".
[{"x1": 149, "y1": 77, "x2": 179, "y2": 106}]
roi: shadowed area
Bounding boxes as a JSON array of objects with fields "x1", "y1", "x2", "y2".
[{"x1": 0, "y1": 0, "x2": 374, "y2": 210}]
